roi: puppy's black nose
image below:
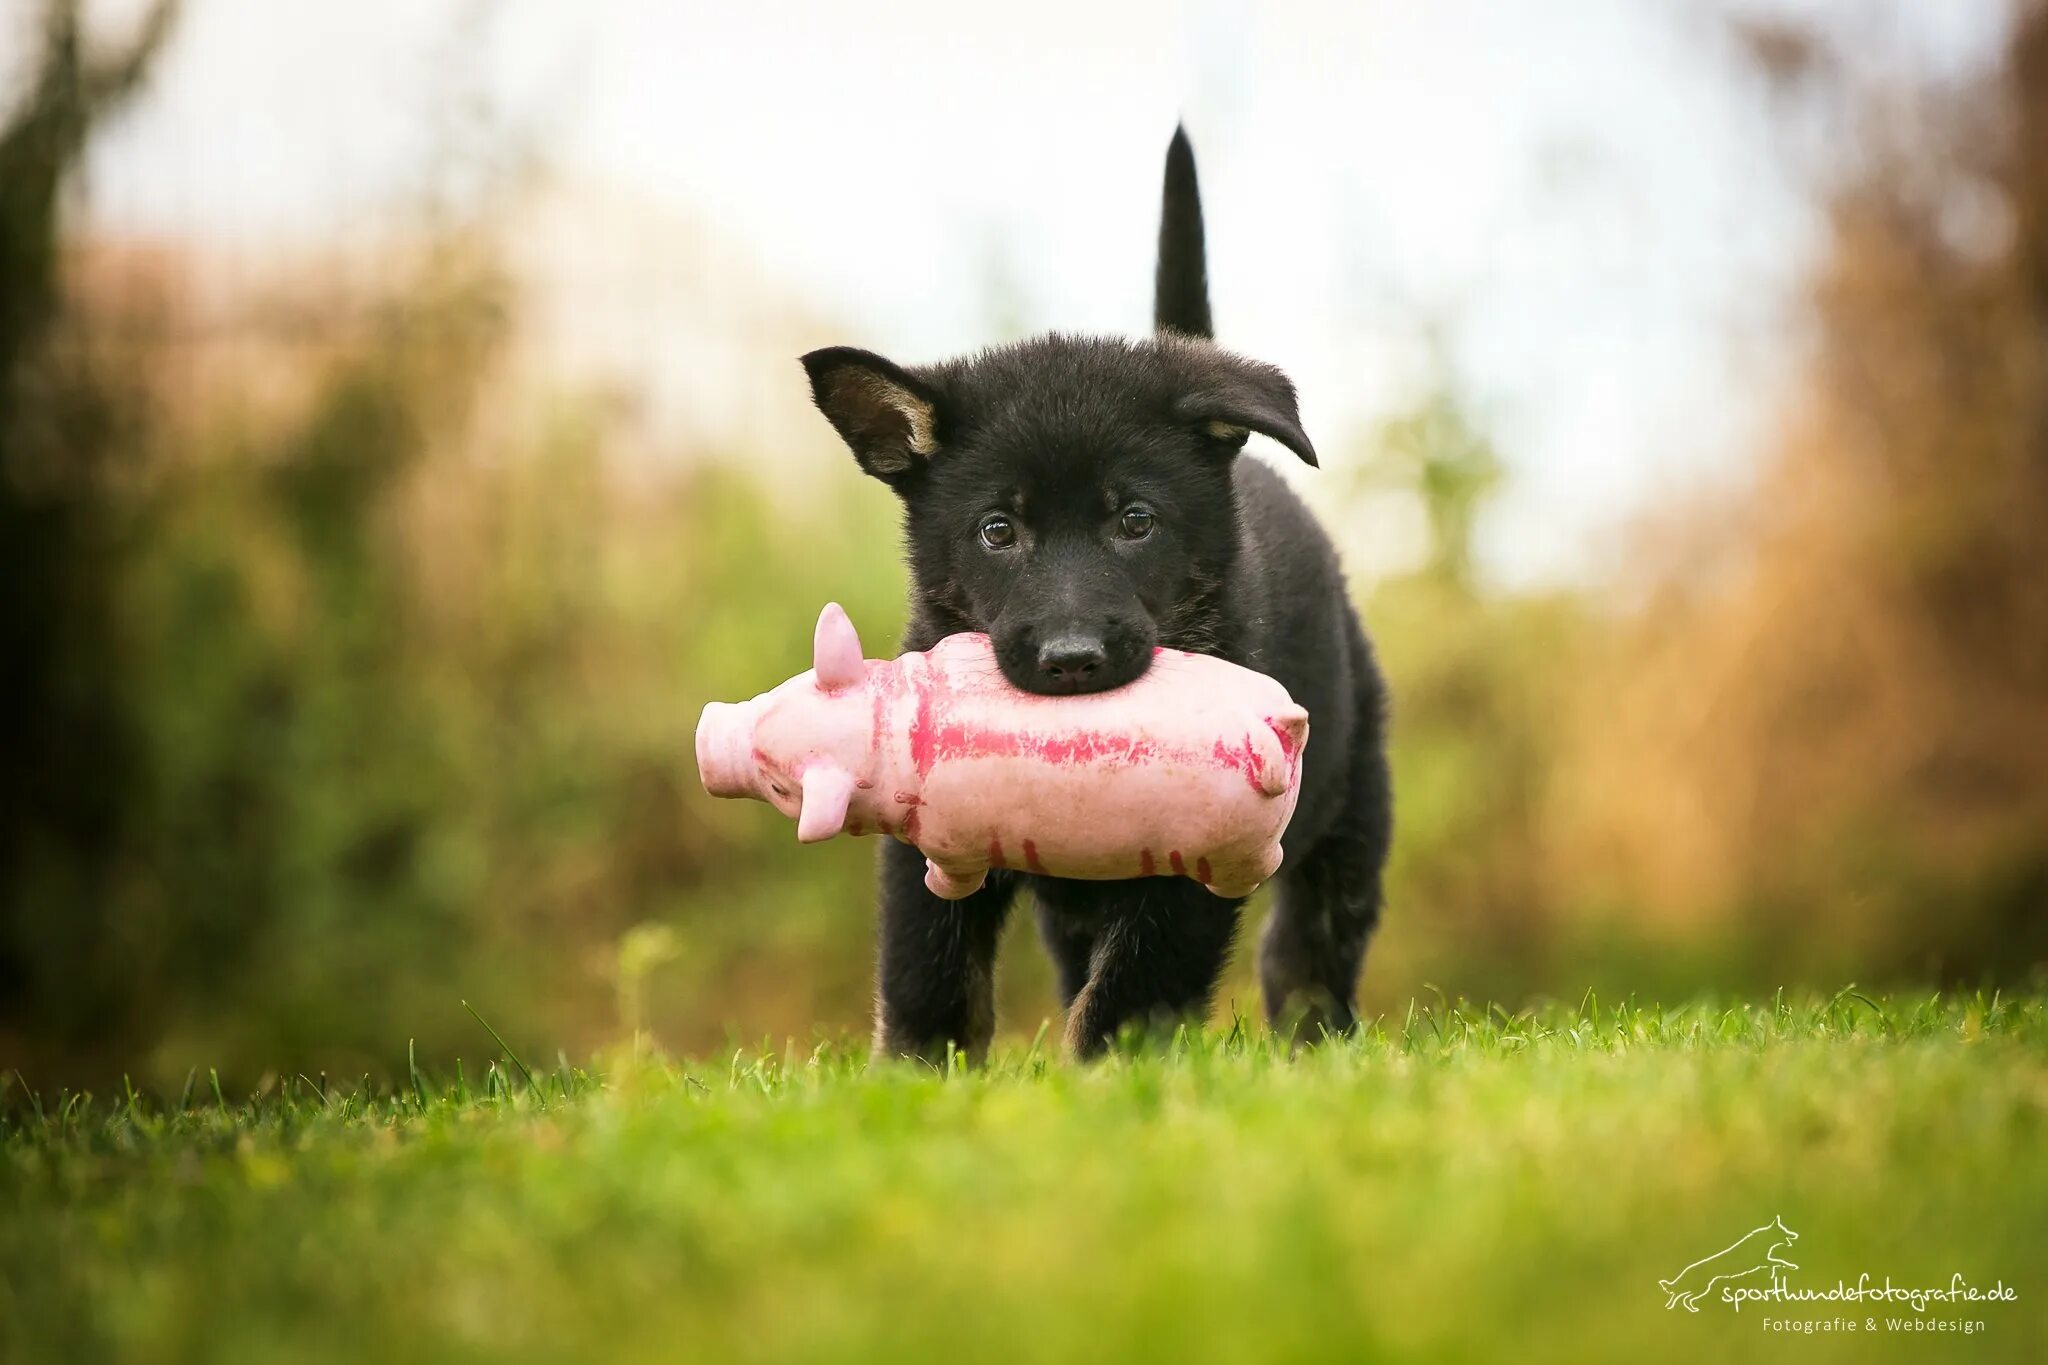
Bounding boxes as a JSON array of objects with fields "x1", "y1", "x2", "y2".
[{"x1": 1037, "y1": 635, "x2": 1107, "y2": 689}]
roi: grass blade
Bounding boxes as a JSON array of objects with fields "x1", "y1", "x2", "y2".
[{"x1": 463, "y1": 1000, "x2": 545, "y2": 1108}]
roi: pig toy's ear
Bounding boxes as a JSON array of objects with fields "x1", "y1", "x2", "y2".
[
  {"x1": 796, "y1": 765, "x2": 855, "y2": 843},
  {"x1": 812, "y1": 603, "x2": 866, "y2": 692}
]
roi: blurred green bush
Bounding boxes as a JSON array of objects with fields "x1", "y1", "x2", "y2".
[{"x1": 4, "y1": 241, "x2": 922, "y2": 1083}]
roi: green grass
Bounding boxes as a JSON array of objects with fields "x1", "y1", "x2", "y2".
[{"x1": 5, "y1": 993, "x2": 2045, "y2": 1364}]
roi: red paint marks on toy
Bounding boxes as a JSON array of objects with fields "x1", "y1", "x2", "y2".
[
  {"x1": 918, "y1": 723, "x2": 1179, "y2": 770},
  {"x1": 1211, "y1": 735, "x2": 1267, "y2": 794},
  {"x1": 1138, "y1": 848, "x2": 1156, "y2": 877},
  {"x1": 909, "y1": 666, "x2": 939, "y2": 777},
  {"x1": 1169, "y1": 851, "x2": 1187, "y2": 877},
  {"x1": 1023, "y1": 839, "x2": 1046, "y2": 874},
  {"x1": 1195, "y1": 856, "x2": 1213, "y2": 885},
  {"x1": 928, "y1": 722, "x2": 1022, "y2": 765},
  {"x1": 901, "y1": 645, "x2": 1292, "y2": 798},
  {"x1": 1266, "y1": 716, "x2": 1298, "y2": 757},
  {"x1": 847, "y1": 818, "x2": 864, "y2": 837},
  {"x1": 988, "y1": 837, "x2": 1006, "y2": 870},
  {"x1": 901, "y1": 806, "x2": 920, "y2": 842},
  {"x1": 1020, "y1": 730, "x2": 1089, "y2": 764}
]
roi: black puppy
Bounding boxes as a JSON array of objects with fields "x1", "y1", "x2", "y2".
[{"x1": 801, "y1": 129, "x2": 1391, "y2": 1060}]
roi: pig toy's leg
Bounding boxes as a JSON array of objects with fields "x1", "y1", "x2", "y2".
[
  {"x1": 922, "y1": 858, "x2": 988, "y2": 900},
  {"x1": 874, "y1": 838, "x2": 1019, "y2": 1066},
  {"x1": 1205, "y1": 845, "x2": 1285, "y2": 901}
]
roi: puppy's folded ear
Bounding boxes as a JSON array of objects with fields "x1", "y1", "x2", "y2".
[
  {"x1": 801, "y1": 347, "x2": 945, "y2": 483},
  {"x1": 1170, "y1": 350, "x2": 1319, "y2": 467}
]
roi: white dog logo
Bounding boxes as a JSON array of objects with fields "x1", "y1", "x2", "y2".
[{"x1": 1658, "y1": 1216, "x2": 1801, "y2": 1312}]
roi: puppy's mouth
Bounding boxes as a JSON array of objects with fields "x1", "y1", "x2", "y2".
[{"x1": 993, "y1": 623, "x2": 1155, "y2": 697}]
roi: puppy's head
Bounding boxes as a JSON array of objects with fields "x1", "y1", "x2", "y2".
[{"x1": 802, "y1": 334, "x2": 1316, "y2": 696}]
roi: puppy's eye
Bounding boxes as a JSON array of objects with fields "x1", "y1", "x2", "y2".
[
  {"x1": 1118, "y1": 506, "x2": 1156, "y2": 541},
  {"x1": 978, "y1": 514, "x2": 1017, "y2": 550}
]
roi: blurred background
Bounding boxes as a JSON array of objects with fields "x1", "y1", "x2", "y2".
[{"x1": 3, "y1": 0, "x2": 2045, "y2": 1089}]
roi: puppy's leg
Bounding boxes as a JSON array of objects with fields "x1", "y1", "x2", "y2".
[
  {"x1": 1039, "y1": 878, "x2": 1242, "y2": 1058},
  {"x1": 1260, "y1": 713, "x2": 1391, "y2": 1042},
  {"x1": 874, "y1": 837, "x2": 1019, "y2": 1066},
  {"x1": 1035, "y1": 894, "x2": 1097, "y2": 1009}
]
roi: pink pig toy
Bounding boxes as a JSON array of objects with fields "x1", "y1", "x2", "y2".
[{"x1": 695, "y1": 603, "x2": 1309, "y2": 900}]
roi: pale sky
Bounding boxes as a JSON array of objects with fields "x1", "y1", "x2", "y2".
[{"x1": 12, "y1": 0, "x2": 2013, "y2": 584}]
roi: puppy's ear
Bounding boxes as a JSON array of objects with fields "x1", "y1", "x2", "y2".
[
  {"x1": 1171, "y1": 351, "x2": 1318, "y2": 467},
  {"x1": 801, "y1": 347, "x2": 945, "y2": 483}
]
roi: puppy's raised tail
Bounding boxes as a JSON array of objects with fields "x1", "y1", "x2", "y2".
[{"x1": 1154, "y1": 124, "x2": 1214, "y2": 340}]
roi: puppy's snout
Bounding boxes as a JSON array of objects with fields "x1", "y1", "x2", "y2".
[
  {"x1": 1036, "y1": 634, "x2": 1107, "y2": 690},
  {"x1": 996, "y1": 617, "x2": 1150, "y2": 697}
]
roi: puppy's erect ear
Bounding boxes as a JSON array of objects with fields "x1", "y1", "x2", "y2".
[
  {"x1": 801, "y1": 347, "x2": 945, "y2": 482},
  {"x1": 1170, "y1": 348, "x2": 1319, "y2": 467}
]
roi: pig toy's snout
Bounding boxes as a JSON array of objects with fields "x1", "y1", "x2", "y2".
[{"x1": 695, "y1": 702, "x2": 758, "y2": 798}]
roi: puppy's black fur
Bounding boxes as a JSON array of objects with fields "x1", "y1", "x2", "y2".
[{"x1": 802, "y1": 128, "x2": 1391, "y2": 1060}]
